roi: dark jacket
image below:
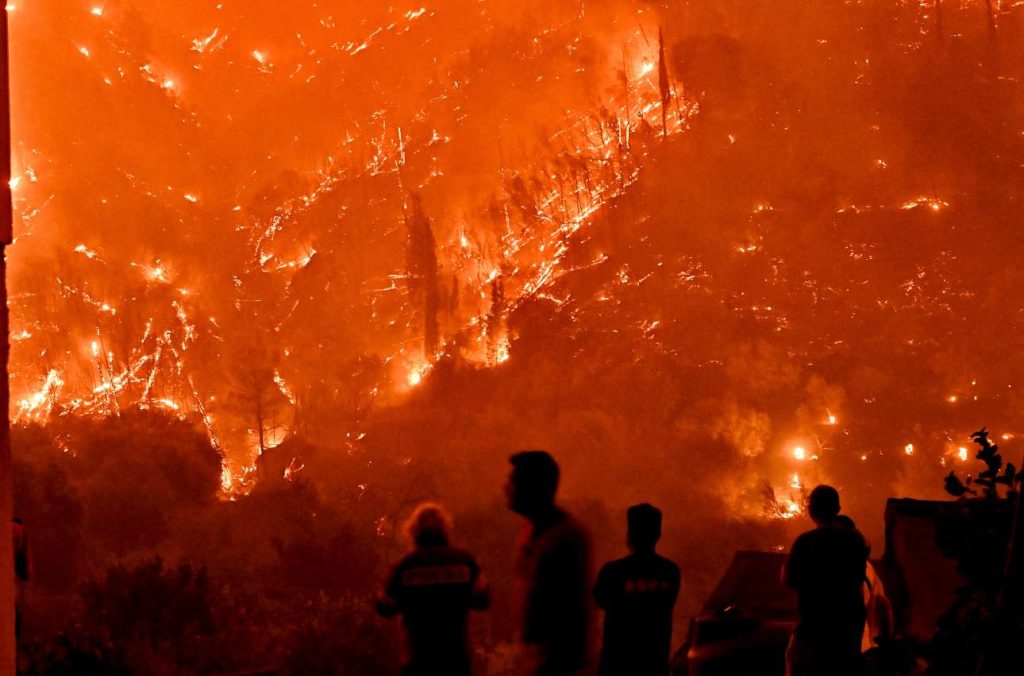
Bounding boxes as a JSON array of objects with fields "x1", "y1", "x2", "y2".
[{"x1": 378, "y1": 543, "x2": 490, "y2": 675}]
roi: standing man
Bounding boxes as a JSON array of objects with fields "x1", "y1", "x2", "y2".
[
  {"x1": 506, "y1": 451, "x2": 593, "y2": 675},
  {"x1": 783, "y1": 485, "x2": 868, "y2": 676},
  {"x1": 377, "y1": 502, "x2": 491, "y2": 676},
  {"x1": 593, "y1": 503, "x2": 680, "y2": 676}
]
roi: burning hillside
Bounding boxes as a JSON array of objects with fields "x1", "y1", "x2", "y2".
[
  {"x1": 6, "y1": 0, "x2": 1024, "y2": 536},
  {"x1": 7, "y1": 0, "x2": 692, "y2": 481}
]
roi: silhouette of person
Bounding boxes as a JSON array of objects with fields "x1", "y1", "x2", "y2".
[
  {"x1": 12, "y1": 518, "x2": 30, "y2": 639},
  {"x1": 377, "y1": 503, "x2": 490, "y2": 676},
  {"x1": 507, "y1": 450, "x2": 593, "y2": 675},
  {"x1": 593, "y1": 503, "x2": 680, "y2": 676},
  {"x1": 783, "y1": 485, "x2": 868, "y2": 676}
]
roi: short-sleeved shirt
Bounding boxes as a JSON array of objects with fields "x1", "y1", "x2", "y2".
[
  {"x1": 379, "y1": 544, "x2": 489, "y2": 674},
  {"x1": 515, "y1": 510, "x2": 593, "y2": 671},
  {"x1": 594, "y1": 552, "x2": 680, "y2": 676},
  {"x1": 784, "y1": 524, "x2": 868, "y2": 647}
]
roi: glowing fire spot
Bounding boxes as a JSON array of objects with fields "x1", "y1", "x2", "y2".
[
  {"x1": 252, "y1": 50, "x2": 266, "y2": 64},
  {"x1": 142, "y1": 263, "x2": 169, "y2": 283},
  {"x1": 74, "y1": 244, "x2": 99, "y2": 259},
  {"x1": 639, "y1": 60, "x2": 655, "y2": 77},
  {"x1": 15, "y1": 369, "x2": 64, "y2": 422},
  {"x1": 947, "y1": 394, "x2": 958, "y2": 403},
  {"x1": 283, "y1": 457, "x2": 304, "y2": 481},
  {"x1": 792, "y1": 446, "x2": 807, "y2": 461},
  {"x1": 901, "y1": 196, "x2": 948, "y2": 211},
  {"x1": 957, "y1": 447, "x2": 969, "y2": 462},
  {"x1": 8, "y1": 176, "x2": 19, "y2": 190},
  {"x1": 827, "y1": 413, "x2": 837, "y2": 425},
  {"x1": 495, "y1": 336, "x2": 511, "y2": 364},
  {"x1": 905, "y1": 443, "x2": 914, "y2": 456},
  {"x1": 78, "y1": 45, "x2": 91, "y2": 58},
  {"x1": 790, "y1": 472, "x2": 802, "y2": 489},
  {"x1": 91, "y1": 6, "x2": 103, "y2": 16}
]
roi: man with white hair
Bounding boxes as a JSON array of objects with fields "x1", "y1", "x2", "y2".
[{"x1": 377, "y1": 502, "x2": 491, "y2": 676}]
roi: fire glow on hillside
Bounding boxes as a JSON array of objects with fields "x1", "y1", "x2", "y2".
[{"x1": 5, "y1": 0, "x2": 1024, "y2": 526}]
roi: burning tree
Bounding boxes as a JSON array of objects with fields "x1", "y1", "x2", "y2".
[{"x1": 404, "y1": 193, "x2": 441, "y2": 360}]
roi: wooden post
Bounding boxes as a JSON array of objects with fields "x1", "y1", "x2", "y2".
[{"x1": 0, "y1": 4, "x2": 13, "y2": 673}]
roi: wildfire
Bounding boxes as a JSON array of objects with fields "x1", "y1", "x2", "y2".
[{"x1": 6, "y1": 0, "x2": 1008, "y2": 515}]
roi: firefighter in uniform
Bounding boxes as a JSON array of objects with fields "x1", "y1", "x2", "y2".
[{"x1": 377, "y1": 503, "x2": 490, "y2": 676}]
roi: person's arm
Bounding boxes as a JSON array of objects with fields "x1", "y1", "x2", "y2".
[
  {"x1": 470, "y1": 561, "x2": 491, "y2": 611},
  {"x1": 668, "y1": 562, "x2": 681, "y2": 607},
  {"x1": 783, "y1": 537, "x2": 802, "y2": 589},
  {"x1": 376, "y1": 565, "x2": 402, "y2": 617},
  {"x1": 593, "y1": 564, "x2": 612, "y2": 610}
]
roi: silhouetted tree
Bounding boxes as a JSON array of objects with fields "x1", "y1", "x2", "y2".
[
  {"x1": 928, "y1": 429, "x2": 1023, "y2": 675},
  {"x1": 405, "y1": 194, "x2": 440, "y2": 358}
]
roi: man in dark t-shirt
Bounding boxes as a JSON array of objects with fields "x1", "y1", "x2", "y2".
[
  {"x1": 508, "y1": 450, "x2": 593, "y2": 675},
  {"x1": 378, "y1": 503, "x2": 490, "y2": 676},
  {"x1": 783, "y1": 485, "x2": 868, "y2": 676},
  {"x1": 594, "y1": 503, "x2": 680, "y2": 676}
]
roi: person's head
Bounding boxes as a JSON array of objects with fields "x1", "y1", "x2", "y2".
[
  {"x1": 627, "y1": 503, "x2": 662, "y2": 553},
  {"x1": 506, "y1": 450, "x2": 560, "y2": 517},
  {"x1": 808, "y1": 485, "x2": 841, "y2": 525},
  {"x1": 404, "y1": 502, "x2": 451, "y2": 548}
]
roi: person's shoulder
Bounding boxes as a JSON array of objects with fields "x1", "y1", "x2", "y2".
[
  {"x1": 444, "y1": 545, "x2": 481, "y2": 566},
  {"x1": 792, "y1": 528, "x2": 819, "y2": 546},
  {"x1": 790, "y1": 527, "x2": 826, "y2": 554},
  {"x1": 653, "y1": 553, "x2": 680, "y2": 578},
  {"x1": 845, "y1": 526, "x2": 869, "y2": 551},
  {"x1": 599, "y1": 556, "x2": 631, "y2": 576},
  {"x1": 548, "y1": 510, "x2": 591, "y2": 544}
]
